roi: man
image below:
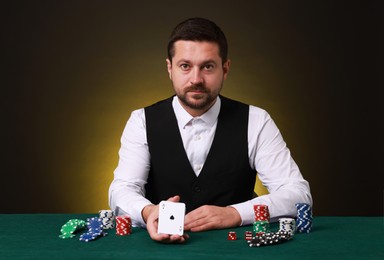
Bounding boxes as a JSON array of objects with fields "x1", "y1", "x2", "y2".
[{"x1": 109, "y1": 17, "x2": 312, "y2": 243}]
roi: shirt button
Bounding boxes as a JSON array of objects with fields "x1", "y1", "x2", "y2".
[
  {"x1": 194, "y1": 186, "x2": 201, "y2": 192},
  {"x1": 195, "y1": 135, "x2": 201, "y2": 141}
]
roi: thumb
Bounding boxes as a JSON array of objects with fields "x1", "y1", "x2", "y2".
[{"x1": 167, "y1": 195, "x2": 180, "y2": 202}]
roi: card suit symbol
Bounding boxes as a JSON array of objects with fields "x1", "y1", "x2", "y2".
[{"x1": 170, "y1": 215, "x2": 175, "y2": 220}]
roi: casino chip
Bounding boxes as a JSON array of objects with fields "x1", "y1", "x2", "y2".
[
  {"x1": 59, "y1": 219, "x2": 86, "y2": 239},
  {"x1": 59, "y1": 210, "x2": 115, "y2": 242},
  {"x1": 279, "y1": 218, "x2": 296, "y2": 236},
  {"x1": 99, "y1": 210, "x2": 115, "y2": 229},
  {"x1": 115, "y1": 215, "x2": 132, "y2": 235},
  {"x1": 59, "y1": 233, "x2": 75, "y2": 239},
  {"x1": 79, "y1": 217, "x2": 105, "y2": 242},
  {"x1": 248, "y1": 231, "x2": 292, "y2": 247},
  {"x1": 253, "y1": 204, "x2": 270, "y2": 222},
  {"x1": 295, "y1": 203, "x2": 313, "y2": 233},
  {"x1": 253, "y1": 220, "x2": 269, "y2": 234},
  {"x1": 79, "y1": 231, "x2": 98, "y2": 242},
  {"x1": 252, "y1": 204, "x2": 270, "y2": 237},
  {"x1": 86, "y1": 217, "x2": 104, "y2": 230}
]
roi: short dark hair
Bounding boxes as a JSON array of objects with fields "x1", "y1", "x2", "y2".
[{"x1": 167, "y1": 18, "x2": 228, "y2": 64}]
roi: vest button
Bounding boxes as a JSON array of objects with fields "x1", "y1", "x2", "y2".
[{"x1": 194, "y1": 186, "x2": 201, "y2": 192}]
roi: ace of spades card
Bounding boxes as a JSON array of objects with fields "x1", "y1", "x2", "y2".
[{"x1": 158, "y1": 201, "x2": 186, "y2": 236}]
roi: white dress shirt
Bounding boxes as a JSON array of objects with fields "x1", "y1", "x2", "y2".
[{"x1": 109, "y1": 96, "x2": 312, "y2": 227}]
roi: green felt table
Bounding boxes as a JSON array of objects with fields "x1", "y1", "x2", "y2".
[{"x1": 0, "y1": 214, "x2": 382, "y2": 259}]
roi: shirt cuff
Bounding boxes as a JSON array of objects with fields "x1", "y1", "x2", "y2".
[
  {"x1": 115, "y1": 200, "x2": 153, "y2": 228},
  {"x1": 230, "y1": 201, "x2": 255, "y2": 226}
]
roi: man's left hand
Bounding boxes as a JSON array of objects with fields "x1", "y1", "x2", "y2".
[{"x1": 184, "y1": 205, "x2": 242, "y2": 232}]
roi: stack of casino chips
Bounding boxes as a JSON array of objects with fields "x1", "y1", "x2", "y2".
[
  {"x1": 253, "y1": 220, "x2": 269, "y2": 234},
  {"x1": 79, "y1": 217, "x2": 108, "y2": 242},
  {"x1": 253, "y1": 204, "x2": 270, "y2": 235},
  {"x1": 295, "y1": 203, "x2": 313, "y2": 233},
  {"x1": 278, "y1": 218, "x2": 296, "y2": 235},
  {"x1": 248, "y1": 230, "x2": 292, "y2": 247},
  {"x1": 253, "y1": 204, "x2": 270, "y2": 222},
  {"x1": 59, "y1": 219, "x2": 86, "y2": 239},
  {"x1": 115, "y1": 215, "x2": 132, "y2": 235},
  {"x1": 99, "y1": 209, "x2": 115, "y2": 229}
]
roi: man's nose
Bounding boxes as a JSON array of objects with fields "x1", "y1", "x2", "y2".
[{"x1": 190, "y1": 68, "x2": 203, "y2": 86}]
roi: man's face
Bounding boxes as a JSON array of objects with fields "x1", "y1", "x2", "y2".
[{"x1": 166, "y1": 40, "x2": 230, "y2": 116}]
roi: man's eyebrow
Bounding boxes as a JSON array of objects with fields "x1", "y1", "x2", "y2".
[
  {"x1": 201, "y1": 59, "x2": 217, "y2": 65},
  {"x1": 176, "y1": 59, "x2": 218, "y2": 65},
  {"x1": 176, "y1": 59, "x2": 192, "y2": 65}
]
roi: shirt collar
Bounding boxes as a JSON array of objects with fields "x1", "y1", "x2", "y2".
[{"x1": 172, "y1": 96, "x2": 221, "y2": 129}]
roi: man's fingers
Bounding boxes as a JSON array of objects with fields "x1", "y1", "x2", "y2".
[
  {"x1": 151, "y1": 234, "x2": 188, "y2": 243},
  {"x1": 167, "y1": 195, "x2": 181, "y2": 202},
  {"x1": 185, "y1": 206, "x2": 206, "y2": 224},
  {"x1": 184, "y1": 205, "x2": 242, "y2": 232},
  {"x1": 169, "y1": 234, "x2": 189, "y2": 243},
  {"x1": 184, "y1": 207, "x2": 206, "y2": 231},
  {"x1": 146, "y1": 196, "x2": 189, "y2": 243}
]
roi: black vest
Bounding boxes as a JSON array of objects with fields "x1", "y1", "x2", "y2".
[{"x1": 144, "y1": 96, "x2": 256, "y2": 213}]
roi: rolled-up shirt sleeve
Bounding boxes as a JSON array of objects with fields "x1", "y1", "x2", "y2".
[
  {"x1": 108, "y1": 108, "x2": 152, "y2": 227},
  {"x1": 231, "y1": 106, "x2": 313, "y2": 225}
]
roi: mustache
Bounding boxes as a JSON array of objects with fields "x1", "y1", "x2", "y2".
[{"x1": 185, "y1": 83, "x2": 207, "y2": 92}]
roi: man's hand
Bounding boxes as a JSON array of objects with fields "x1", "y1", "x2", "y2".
[
  {"x1": 141, "y1": 195, "x2": 189, "y2": 243},
  {"x1": 184, "y1": 205, "x2": 242, "y2": 232}
]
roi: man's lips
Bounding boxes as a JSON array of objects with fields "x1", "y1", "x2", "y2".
[
  {"x1": 186, "y1": 86, "x2": 207, "y2": 94},
  {"x1": 188, "y1": 90, "x2": 205, "y2": 93}
]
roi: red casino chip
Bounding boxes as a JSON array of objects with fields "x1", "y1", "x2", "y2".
[
  {"x1": 253, "y1": 204, "x2": 270, "y2": 222},
  {"x1": 115, "y1": 215, "x2": 132, "y2": 236}
]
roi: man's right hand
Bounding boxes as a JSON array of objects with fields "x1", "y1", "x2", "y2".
[{"x1": 142, "y1": 195, "x2": 189, "y2": 243}]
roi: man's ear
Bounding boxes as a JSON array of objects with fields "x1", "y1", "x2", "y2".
[
  {"x1": 166, "y1": 58, "x2": 172, "y2": 80},
  {"x1": 223, "y1": 59, "x2": 231, "y2": 80}
]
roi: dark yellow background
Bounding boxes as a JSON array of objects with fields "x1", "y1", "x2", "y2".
[{"x1": 3, "y1": 1, "x2": 381, "y2": 215}]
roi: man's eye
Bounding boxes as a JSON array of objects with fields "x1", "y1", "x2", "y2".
[
  {"x1": 203, "y1": 64, "x2": 214, "y2": 70},
  {"x1": 180, "y1": 64, "x2": 190, "y2": 70}
]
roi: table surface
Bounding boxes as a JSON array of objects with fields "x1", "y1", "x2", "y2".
[{"x1": 0, "y1": 214, "x2": 382, "y2": 259}]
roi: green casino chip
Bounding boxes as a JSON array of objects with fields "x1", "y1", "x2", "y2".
[
  {"x1": 59, "y1": 219, "x2": 87, "y2": 237},
  {"x1": 59, "y1": 234, "x2": 76, "y2": 239}
]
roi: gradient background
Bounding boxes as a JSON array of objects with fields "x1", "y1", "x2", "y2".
[{"x1": 3, "y1": 0, "x2": 381, "y2": 216}]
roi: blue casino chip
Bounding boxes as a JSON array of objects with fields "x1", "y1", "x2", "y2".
[
  {"x1": 79, "y1": 231, "x2": 99, "y2": 242},
  {"x1": 86, "y1": 217, "x2": 104, "y2": 231}
]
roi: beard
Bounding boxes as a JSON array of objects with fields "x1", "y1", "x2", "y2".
[{"x1": 176, "y1": 83, "x2": 221, "y2": 111}]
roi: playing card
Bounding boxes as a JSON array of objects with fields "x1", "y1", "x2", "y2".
[{"x1": 158, "y1": 201, "x2": 186, "y2": 236}]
